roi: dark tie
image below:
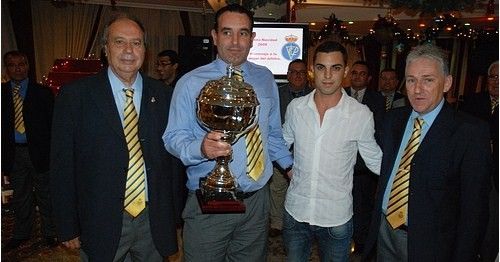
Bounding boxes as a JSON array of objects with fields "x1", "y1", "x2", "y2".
[
  {"x1": 352, "y1": 90, "x2": 359, "y2": 102},
  {"x1": 13, "y1": 84, "x2": 25, "y2": 133},
  {"x1": 491, "y1": 98, "x2": 498, "y2": 114},
  {"x1": 123, "y1": 88, "x2": 146, "y2": 217},
  {"x1": 233, "y1": 69, "x2": 265, "y2": 181},
  {"x1": 386, "y1": 117, "x2": 424, "y2": 229}
]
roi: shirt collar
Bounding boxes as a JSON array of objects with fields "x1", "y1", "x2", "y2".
[
  {"x1": 410, "y1": 98, "x2": 445, "y2": 128},
  {"x1": 107, "y1": 67, "x2": 143, "y2": 93}
]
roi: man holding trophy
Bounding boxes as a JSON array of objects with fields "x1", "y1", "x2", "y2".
[{"x1": 163, "y1": 4, "x2": 293, "y2": 261}]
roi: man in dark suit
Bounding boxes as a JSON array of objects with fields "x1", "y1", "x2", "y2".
[
  {"x1": 364, "y1": 44, "x2": 491, "y2": 261},
  {"x1": 378, "y1": 68, "x2": 407, "y2": 111},
  {"x1": 345, "y1": 60, "x2": 385, "y2": 253},
  {"x1": 460, "y1": 60, "x2": 498, "y2": 262},
  {"x1": 50, "y1": 14, "x2": 178, "y2": 261},
  {"x1": 1, "y1": 50, "x2": 57, "y2": 251}
]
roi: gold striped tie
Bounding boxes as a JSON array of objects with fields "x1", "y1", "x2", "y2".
[
  {"x1": 233, "y1": 69, "x2": 265, "y2": 181},
  {"x1": 386, "y1": 117, "x2": 424, "y2": 229},
  {"x1": 123, "y1": 88, "x2": 146, "y2": 217},
  {"x1": 13, "y1": 84, "x2": 26, "y2": 134},
  {"x1": 385, "y1": 95, "x2": 392, "y2": 111}
]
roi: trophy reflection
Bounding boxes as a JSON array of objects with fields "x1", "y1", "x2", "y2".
[{"x1": 196, "y1": 65, "x2": 259, "y2": 213}]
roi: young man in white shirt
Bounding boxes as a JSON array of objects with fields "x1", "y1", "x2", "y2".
[{"x1": 281, "y1": 41, "x2": 382, "y2": 262}]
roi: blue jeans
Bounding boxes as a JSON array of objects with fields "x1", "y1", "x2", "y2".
[{"x1": 283, "y1": 210, "x2": 353, "y2": 262}]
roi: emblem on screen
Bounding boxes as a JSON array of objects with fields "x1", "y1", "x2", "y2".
[{"x1": 281, "y1": 35, "x2": 301, "y2": 61}]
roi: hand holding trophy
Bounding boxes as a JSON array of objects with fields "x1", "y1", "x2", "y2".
[{"x1": 196, "y1": 65, "x2": 260, "y2": 213}]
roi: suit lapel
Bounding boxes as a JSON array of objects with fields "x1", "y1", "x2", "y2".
[
  {"x1": 90, "y1": 71, "x2": 125, "y2": 139},
  {"x1": 138, "y1": 75, "x2": 151, "y2": 132},
  {"x1": 416, "y1": 103, "x2": 456, "y2": 160}
]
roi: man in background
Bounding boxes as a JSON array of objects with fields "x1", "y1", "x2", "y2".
[
  {"x1": 379, "y1": 68, "x2": 407, "y2": 111},
  {"x1": 269, "y1": 58, "x2": 312, "y2": 237},
  {"x1": 50, "y1": 14, "x2": 178, "y2": 260},
  {"x1": 364, "y1": 44, "x2": 491, "y2": 261},
  {"x1": 1, "y1": 50, "x2": 57, "y2": 252},
  {"x1": 460, "y1": 60, "x2": 498, "y2": 262},
  {"x1": 156, "y1": 49, "x2": 180, "y2": 89},
  {"x1": 345, "y1": 60, "x2": 385, "y2": 253}
]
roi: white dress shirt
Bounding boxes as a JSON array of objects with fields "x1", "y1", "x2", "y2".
[{"x1": 282, "y1": 88, "x2": 382, "y2": 227}]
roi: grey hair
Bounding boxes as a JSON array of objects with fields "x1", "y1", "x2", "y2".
[
  {"x1": 488, "y1": 61, "x2": 499, "y2": 75},
  {"x1": 100, "y1": 13, "x2": 147, "y2": 48},
  {"x1": 406, "y1": 44, "x2": 449, "y2": 76}
]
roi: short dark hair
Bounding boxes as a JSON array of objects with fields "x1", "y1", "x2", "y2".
[
  {"x1": 3, "y1": 50, "x2": 28, "y2": 66},
  {"x1": 288, "y1": 59, "x2": 307, "y2": 68},
  {"x1": 213, "y1": 4, "x2": 254, "y2": 32},
  {"x1": 100, "y1": 13, "x2": 146, "y2": 47},
  {"x1": 157, "y1": 50, "x2": 179, "y2": 65},
  {"x1": 380, "y1": 68, "x2": 397, "y2": 76},
  {"x1": 313, "y1": 41, "x2": 348, "y2": 65},
  {"x1": 352, "y1": 60, "x2": 371, "y2": 75}
]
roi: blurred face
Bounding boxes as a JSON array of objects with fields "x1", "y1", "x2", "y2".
[
  {"x1": 287, "y1": 62, "x2": 308, "y2": 91},
  {"x1": 350, "y1": 63, "x2": 371, "y2": 90},
  {"x1": 211, "y1": 12, "x2": 255, "y2": 67},
  {"x1": 104, "y1": 18, "x2": 145, "y2": 83},
  {"x1": 156, "y1": 56, "x2": 178, "y2": 81},
  {"x1": 379, "y1": 71, "x2": 399, "y2": 93},
  {"x1": 405, "y1": 57, "x2": 452, "y2": 114},
  {"x1": 5, "y1": 55, "x2": 29, "y2": 82},
  {"x1": 312, "y1": 52, "x2": 348, "y2": 97},
  {"x1": 487, "y1": 63, "x2": 498, "y2": 99}
]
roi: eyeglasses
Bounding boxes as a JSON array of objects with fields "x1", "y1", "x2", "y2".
[
  {"x1": 109, "y1": 38, "x2": 144, "y2": 49},
  {"x1": 288, "y1": 70, "x2": 307, "y2": 76},
  {"x1": 488, "y1": 74, "x2": 499, "y2": 81}
]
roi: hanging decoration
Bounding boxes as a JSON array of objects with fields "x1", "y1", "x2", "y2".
[
  {"x1": 225, "y1": 0, "x2": 287, "y2": 10},
  {"x1": 370, "y1": 13, "x2": 404, "y2": 45},
  {"x1": 311, "y1": 14, "x2": 351, "y2": 45},
  {"x1": 388, "y1": 0, "x2": 477, "y2": 14}
]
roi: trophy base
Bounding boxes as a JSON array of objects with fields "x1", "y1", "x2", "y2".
[{"x1": 195, "y1": 189, "x2": 246, "y2": 214}]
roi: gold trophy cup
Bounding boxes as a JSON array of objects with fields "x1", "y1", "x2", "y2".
[{"x1": 196, "y1": 65, "x2": 259, "y2": 213}]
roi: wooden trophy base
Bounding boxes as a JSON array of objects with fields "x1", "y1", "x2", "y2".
[{"x1": 195, "y1": 189, "x2": 246, "y2": 214}]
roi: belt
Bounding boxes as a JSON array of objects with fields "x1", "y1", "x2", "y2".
[
  {"x1": 15, "y1": 143, "x2": 28, "y2": 147},
  {"x1": 236, "y1": 189, "x2": 259, "y2": 199}
]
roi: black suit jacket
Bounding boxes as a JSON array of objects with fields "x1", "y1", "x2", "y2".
[
  {"x1": 50, "y1": 71, "x2": 178, "y2": 260},
  {"x1": 346, "y1": 87, "x2": 385, "y2": 173},
  {"x1": 460, "y1": 92, "x2": 498, "y2": 188},
  {"x1": 1, "y1": 81, "x2": 54, "y2": 174},
  {"x1": 364, "y1": 103, "x2": 491, "y2": 261}
]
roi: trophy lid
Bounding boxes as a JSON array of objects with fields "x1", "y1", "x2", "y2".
[{"x1": 197, "y1": 65, "x2": 259, "y2": 107}]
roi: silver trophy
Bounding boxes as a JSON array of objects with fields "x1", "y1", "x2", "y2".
[{"x1": 196, "y1": 65, "x2": 259, "y2": 213}]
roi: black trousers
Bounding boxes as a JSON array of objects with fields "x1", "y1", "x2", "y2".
[{"x1": 10, "y1": 146, "x2": 55, "y2": 239}]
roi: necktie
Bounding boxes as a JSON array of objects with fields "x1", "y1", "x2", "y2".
[
  {"x1": 386, "y1": 117, "x2": 424, "y2": 229},
  {"x1": 123, "y1": 88, "x2": 146, "y2": 217},
  {"x1": 491, "y1": 98, "x2": 498, "y2": 114},
  {"x1": 352, "y1": 90, "x2": 359, "y2": 102},
  {"x1": 385, "y1": 95, "x2": 392, "y2": 111},
  {"x1": 13, "y1": 84, "x2": 26, "y2": 134},
  {"x1": 233, "y1": 69, "x2": 265, "y2": 181}
]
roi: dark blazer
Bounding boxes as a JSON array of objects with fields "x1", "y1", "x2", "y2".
[
  {"x1": 50, "y1": 71, "x2": 178, "y2": 261},
  {"x1": 460, "y1": 91, "x2": 498, "y2": 189},
  {"x1": 1, "y1": 81, "x2": 54, "y2": 174},
  {"x1": 346, "y1": 87, "x2": 385, "y2": 172},
  {"x1": 389, "y1": 92, "x2": 408, "y2": 109},
  {"x1": 364, "y1": 103, "x2": 491, "y2": 261},
  {"x1": 278, "y1": 84, "x2": 313, "y2": 123}
]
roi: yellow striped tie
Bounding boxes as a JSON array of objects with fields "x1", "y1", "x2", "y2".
[
  {"x1": 123, "y1": 88, "x2": 146, "y2": 217},
  {"x1": 233, "y1": 69, "x2": 265, "y2": 181},
  {"x1": 385, "y1": 95, "x2": 392, "y2": 111},
  {"x1": 386, "y1": 117, "x2": 424, "y2": 229},
  {"x1": 13, "y1": 84, "x2": 26, "y2": 134}
]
